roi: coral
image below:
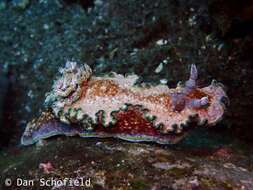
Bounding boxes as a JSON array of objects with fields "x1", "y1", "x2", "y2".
[{"x1": 21, "y1": 61, "x2": 228, "y2": 145}]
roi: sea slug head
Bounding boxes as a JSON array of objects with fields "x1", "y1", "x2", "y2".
[
  {"x1": 172, "y1": 64, "x2": 228, "y2": 127},
  {"x1": 44, "y1": 61, "x2": 92, "y2": 116}
]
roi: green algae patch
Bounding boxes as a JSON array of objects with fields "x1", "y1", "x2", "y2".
[
  {"x1": 0, "y1": 146, "x2": 41, "y2": 175},
  {"x1": 166, "y1": 167, "x2": 192, "y2": 178},
  {"x1": 200, "y1": 177, "x2": 235, "y2": 190},
  {"x1": 131, "y1": 178, "x2": 151, "y2": 190}
]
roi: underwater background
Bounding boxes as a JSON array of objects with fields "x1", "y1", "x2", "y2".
[{"x1": 0, "y1": 0, "x2": 253, "y2": 189}]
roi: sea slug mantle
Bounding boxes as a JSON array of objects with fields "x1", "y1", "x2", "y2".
[{"x1": 21, "y1": 61, "x2": 228, "y2": 145}]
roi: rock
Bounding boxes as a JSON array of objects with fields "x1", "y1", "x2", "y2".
[
  {"x1": 152, "y1": 162, "x2": 191, "y2": 170},
  {"x1": 11, "y1": 0, "x2": 30, "y2": 10},
  {"x1": 1, "y1": 138, "x2": 253, "y2": 189},
  {"x1": 0, "y1": 0, "x2": 6, "y2": 11}
]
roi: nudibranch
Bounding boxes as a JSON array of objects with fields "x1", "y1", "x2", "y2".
[{"x1": 21, "y1": 61, "x2": 228, "y2": 145}]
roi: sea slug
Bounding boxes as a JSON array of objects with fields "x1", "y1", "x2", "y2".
[{"x1": 21, "y1": 61, "x2": 228, "y2": 145}]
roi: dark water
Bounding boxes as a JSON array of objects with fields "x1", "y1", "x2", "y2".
[{"x1": 0, "y1": 0, "x2": 253, "y2": 189}]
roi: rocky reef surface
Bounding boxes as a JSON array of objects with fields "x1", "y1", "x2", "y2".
[
  {"x1": 1, "y1": 133, "x2": 253, "y2": 190},
  {"x1": 0, "y1": 0, "x2": 253, "y2": 189}
]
